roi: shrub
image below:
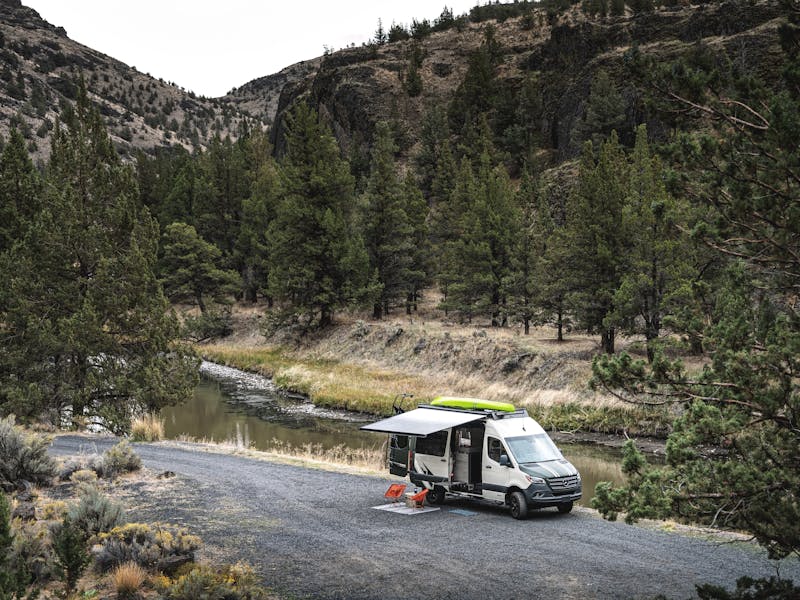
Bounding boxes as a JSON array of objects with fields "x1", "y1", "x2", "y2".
[
  {"x1": 111, "y1": 561, "x2": 147, "y2": 599},
  {"x1": 101, "y1": 441, "x2": 142, "y2": 478},
  {"x1": 130, "y1": 414, "x2": 164, "y2": 442},
  {"x1": 182, "y1": 308, "x2": 233, "y2": 342},
  {"x1": 95, "y1": 523, "x2": 201, "y2": 574},
  {"x1": 41, "y1": 500, "x2": 68, "y2": 520},
  {"x1": 9, "y1": 519, "x2": 54, "y2": 585},
  {"x1": 159, "y1": 563, "x2": 268, "y2": 600},
  {"x1": 51, "y1": 516, "x2": 91, "y2": 593},
  {"x1": 0, "y1": 415, "x2": 57, "y2": 491},
  {"x1": 70, "y1": 468, "x2": 98, "y2": 485},
  {"x1": 67, "y1": 485, "x2": 125, "y2": 538},
  {"x1": 59, "y1": 455, "x2": 104, "y2": 481}
]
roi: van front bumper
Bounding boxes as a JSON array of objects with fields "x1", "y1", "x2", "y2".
[{"x1": 524, "y1": 484, "x2": 582, "y2": 507}]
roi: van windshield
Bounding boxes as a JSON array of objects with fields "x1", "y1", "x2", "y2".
[{"x1": 506, "y1": 434, "x2": 562, "y2": 463}]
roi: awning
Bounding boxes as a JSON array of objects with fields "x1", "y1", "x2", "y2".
[{"x1": 360, "y1": 407, "x2": 485, "y2": 437}]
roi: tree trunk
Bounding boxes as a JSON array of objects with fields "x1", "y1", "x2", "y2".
[
  {"x1": 556, "y1": 308, "x2": 564, "y2": 342},
  {"x1": 197, "y1": 294, "x2": 207, "y2": 314},
  {"x1": 373, "y1": 303, "x2": 383, "y2": 319},
  {"x1": 524, "y1": 318, "x2": 530, "y2": 335},
  {"x1": 601, "y1": 327, "x2": 615, "y2": 354}
]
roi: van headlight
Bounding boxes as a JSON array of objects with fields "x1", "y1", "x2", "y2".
[{"x1": 525, "y1": 475, "x2": 545, "y2": 485}]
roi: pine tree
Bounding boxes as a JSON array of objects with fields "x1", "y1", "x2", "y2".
[
  {"x1": 374, "y1": 18, "x2": 387, "y2": 45},
  {"x1": 0, "y1": 129, "x2": 40, "y2": 255},
  {"x1": 505, "y1": 168, "x2": 555, "y2": 335},
  {"x1": 610, "y1": 125, "x2": 696, "y2": 362},
  {"x1": 591, "y1": 6, "x2": 800, "y2": 558},
  {"x1": 237, "y1": 154, "x2": 279, "y2": 304},
  {"x1": 564, "y1": 134, "x2": 628, "y2": 353},
  {"x1": 0, "y1": 83, "x2": 197, "y2": 430},
  {"x1": 401, "y1": 173, "x2": 431, "y2": 313},
  {"x1": 435, "y1": 157, "x2": 475, "y2": 312},
  {"x1": 360, "y1": 122, "x2": 414, "y2": 318},
  {"x1": 267, "y1": 103, "x2": 370, "y2": 327},
  {"x1": 571, "y1": 69, "x2": 627, "y2": 149},
  {"x1": 160, "y1": 222, "x2": 241, "y2": 313},
  {"x1": 445, "y1": 152, "x2": 520, "y2": 324},
  {"x1": 415, "y1": 105, "x2": 451, "y2": 198}
]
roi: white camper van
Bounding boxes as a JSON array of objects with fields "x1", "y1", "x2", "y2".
[{"x1": 361, "y1": 397, "x2": 581, "y2": 519}]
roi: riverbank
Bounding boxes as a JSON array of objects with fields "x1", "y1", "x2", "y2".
[{"x1": 196, "y1": 305, "x2": 675, "y2": 438}]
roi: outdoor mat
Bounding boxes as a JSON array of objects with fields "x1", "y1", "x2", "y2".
[
  {"x1": 448, "y1": 508, "x2": 477, "y2": 516},
  {"x1": 372, "y1": 503, "x2": 441, "y2": 515}
]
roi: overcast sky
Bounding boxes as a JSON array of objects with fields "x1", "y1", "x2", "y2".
[{"x1": 24, "y1": 1, "x2": 480, "y2": 98}]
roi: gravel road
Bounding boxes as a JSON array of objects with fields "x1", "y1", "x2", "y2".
[{"x1": 49, "y1": 435, "x2": 798, "y2": 600}]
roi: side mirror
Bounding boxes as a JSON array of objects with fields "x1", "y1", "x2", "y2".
[{"x1": 499, "y1": 454, "x2": 511, "y2": 467}]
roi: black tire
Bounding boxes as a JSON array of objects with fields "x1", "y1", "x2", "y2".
[
  {"x1": 427, "y1": 485, "x2": 446, "y2": 505},
  {"x1": 557, "y1": 501, "x2": 573, "y2": 514},
  {"x1": 508, "y1": 491, "x2": 528, "y2": 520}
]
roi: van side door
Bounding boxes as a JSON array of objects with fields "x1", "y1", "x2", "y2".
[{"x1": 482, "y1": 435, "x2": 511, "y2": 502}]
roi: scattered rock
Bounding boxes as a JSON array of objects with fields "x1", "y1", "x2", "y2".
[
  {"x1": 386, "y1": 327, "x2": 403, "y2": 346},
  {"x1": 473, "y1": 330, "x2": 487, "y2": 338},
  {"x1": 12, "y1": 502, "x2": 35, "y2": 521},
  {"x1": 412, "y1": 338, "x2": 427, "y2": 354},
  {"x1": 157, "y1": 471, "x2": 176, "y2": 479}
]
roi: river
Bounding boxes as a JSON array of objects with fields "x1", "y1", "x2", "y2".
[{"x1": 161, "y1": 361, "x2": 625, "y2": 507}]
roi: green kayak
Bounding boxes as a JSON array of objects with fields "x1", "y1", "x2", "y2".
[{"x1": 430, "y1": 396, "x2": 516, "y2": 412}]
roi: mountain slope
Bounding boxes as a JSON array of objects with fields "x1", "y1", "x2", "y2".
[{"x1": 0, "y1": 0, "x2": 258, "y2": 161}]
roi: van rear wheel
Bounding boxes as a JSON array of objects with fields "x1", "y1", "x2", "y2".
[
  {"x1": 557, "y1": 501, "x2": 573, "y2": 514},
  {"x1": 428, "y1": 485, "x2": 446, "y2": 505},
  {"x1": 508, "y1": 491, "x2": 528, "y2": 520}
]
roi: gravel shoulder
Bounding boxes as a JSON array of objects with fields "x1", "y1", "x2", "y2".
[{"x1": 49, "y1": 435, "x2": 798, "y2": 600}]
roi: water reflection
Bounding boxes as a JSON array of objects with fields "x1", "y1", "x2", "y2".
[{"x1": 162, "y1": 362, "x2": 629, "y2": 506}]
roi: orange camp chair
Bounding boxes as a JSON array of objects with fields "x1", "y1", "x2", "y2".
[
  {"x1": 384, "y1": 483, "x2": 407, "y2": 503},
  {"x1": 409, "y1": 488, "x2": 428, "y2": 508}
]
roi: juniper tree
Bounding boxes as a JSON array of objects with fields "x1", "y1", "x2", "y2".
[
  {"x1": 159, "y1": 222, "x2": 241, "y2": 313},
  {"x1": 267, "y1": 103, "x2": 371, "y2": 327},
  {"x1": 0, "y1": 83, "x2": 197, "y2": 430}
]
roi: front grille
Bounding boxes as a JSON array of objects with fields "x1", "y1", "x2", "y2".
[{"x1": 547, "y1": 475, "x2": 579, "y2": 494}]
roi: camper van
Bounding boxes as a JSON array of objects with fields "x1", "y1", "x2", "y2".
[{"x1": 361, "y1": 397, "x2": 581, "y2": 519}]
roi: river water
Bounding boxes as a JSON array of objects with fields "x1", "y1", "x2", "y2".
[{"x1": 161, "y1": 361, "x2": 625, "y2": 507}]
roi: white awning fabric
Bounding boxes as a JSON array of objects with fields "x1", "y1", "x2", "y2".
[{"x1": 360, "y1": 407, "x2": 484, "y2": 437}]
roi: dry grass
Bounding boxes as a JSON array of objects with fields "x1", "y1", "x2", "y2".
[
  {"x1": 131, "y1": 413, "x2": 165, "y2": 442},
  {"x1": 267, "y1": 439, "x2": 385, "y2": 471},
  {"x1": 111, "y1": 561, "x2": 147, "y2": 599}
]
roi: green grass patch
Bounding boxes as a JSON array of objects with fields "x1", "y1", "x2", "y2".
[{"x1": 199, "y1": 344, "x2": 435, "y2": 415}]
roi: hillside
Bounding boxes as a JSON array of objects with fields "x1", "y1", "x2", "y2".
[
  {"x1": 0, "y1": 0, "x2": 258, "y2": 161},
  {"x1": 225, "y1": 1, "x2": 784, "y2": 167}
]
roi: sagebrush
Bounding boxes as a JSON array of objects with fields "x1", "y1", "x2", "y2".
[{"x1": 0, "y1": 415, "x2": 57, "y2": 490}]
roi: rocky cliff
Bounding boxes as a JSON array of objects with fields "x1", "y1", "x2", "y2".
[{"x1": 226, "y1": 1, "x2": 785, "y2": 167}]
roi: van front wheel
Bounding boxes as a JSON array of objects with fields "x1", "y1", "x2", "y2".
[
  {"x1": 508, "y1": 491, "x2": 528, "y2": 520},
  {"x1": 557, "y1": 501, "x2": 573, "y2": 514}
]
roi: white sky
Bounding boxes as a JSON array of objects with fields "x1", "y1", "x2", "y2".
[{"x1": 23, "y1": 1, "x2": 481, "y2": 98}]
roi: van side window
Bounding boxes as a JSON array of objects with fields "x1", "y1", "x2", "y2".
[
  {"x1": 487, "y1": 437, "x2": 504, "y2": 463},
  {"x1": 416, "y1": 430, "x2": 448, "y2": 456}
]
